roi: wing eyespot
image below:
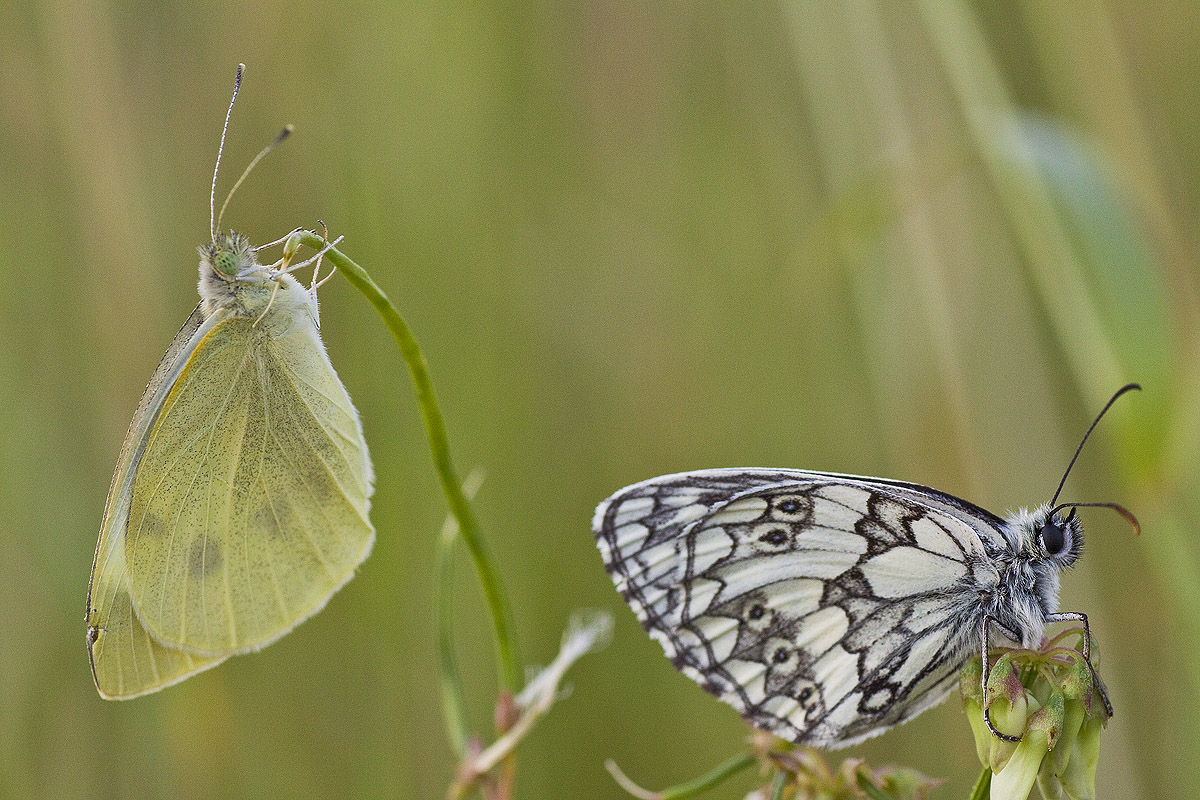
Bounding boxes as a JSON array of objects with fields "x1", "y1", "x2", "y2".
[
  {"x1": 742, "y1": 598, "x2": 775, "y2": 632},
  {"x1": 764, "y1": 637, "x2": 805, "y2": 676},
  {"x1": 756, "y1": 524, "x2": 792, "y2": 548},
  {"x1": 770, "y1": 494, "x2": 812, "y2": 522}
]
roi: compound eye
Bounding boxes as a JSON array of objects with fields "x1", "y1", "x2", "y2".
[
  {"x1": 213, "y1": 249, "x2": 241, "y2": 276},
  {"x1": 1039, "y1": 518, "x2": 1067, "y2": 556}
]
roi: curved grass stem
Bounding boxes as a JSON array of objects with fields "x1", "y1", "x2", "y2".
[
  {"x1": 437, "y1": 470, "x2": 487, "y2": 756},
  {"x1": 303, "y1": 231, "x2": 522, "y2": 698},
  {"x1": 606, "y1": 752, "x2": 756, "y2": 800}
]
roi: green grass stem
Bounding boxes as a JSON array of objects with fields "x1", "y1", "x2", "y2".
[{"x1": 302, "y1": 232, "x2": 522, "y2": 699}]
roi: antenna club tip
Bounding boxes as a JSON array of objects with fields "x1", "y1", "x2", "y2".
[
  {"x1": 269, "y1": 126, "x2": 293, "y2": 148},
  {"x1": 1116, "y1": 504, "x2": 1142, "y2": 537}
]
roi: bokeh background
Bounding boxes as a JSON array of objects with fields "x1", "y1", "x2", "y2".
[{"x1": 2, "y1": 2, "x2": 1196, "y2": 798}]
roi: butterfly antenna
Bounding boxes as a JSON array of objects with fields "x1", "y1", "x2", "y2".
[
  {"x1": 1050, "y1": 501, "x2": 1141, "y2": 536},
  {"x1": 1049, "y1": 383, "x2": 1141, "y2": 506},
  {"x1": 216, "y1": 124, "x2": 294, "y2": 235},
  {"x1": 211, "y1": 63, "x2": 245, "y2": 241}
]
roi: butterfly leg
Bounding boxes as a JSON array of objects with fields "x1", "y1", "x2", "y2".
[
  {"x1": 1045, "y1": 611, "x2": 1113, "y2": 717},
  {"x1": 981, "y1": 614, "x2": 1022, "y2": 742},
  {"x1": 279, "y1": 234, "x2": 345, "y2": 277},
  {"x1": 253, "y1": 279, "x2": 284, "y2": 327},
  {"x1": 254, "y1": 226, "x2": 305, "y2": 255},
  {"x1": 310, "y1": 221, "x2": 339, "y2": 291}
]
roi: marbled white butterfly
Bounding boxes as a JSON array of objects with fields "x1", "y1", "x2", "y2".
[{"x1": 593, "y1": 386, "x2": 1138, "y2": 747}]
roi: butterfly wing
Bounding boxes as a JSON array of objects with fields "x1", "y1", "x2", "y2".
[
  {"x1": 593, "y1": 468, "x2": 1007, "y2": 747},
  {"x1": 88, "y1": 305, "x2": 228, "y2": 699},
  {"x1": 124, "y1": 296, "x2": 374, "y2": 656}
]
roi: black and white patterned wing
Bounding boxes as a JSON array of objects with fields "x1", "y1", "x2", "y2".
[{"x1": 593, "y1": 468, "x2": 1008, "y2": 747}]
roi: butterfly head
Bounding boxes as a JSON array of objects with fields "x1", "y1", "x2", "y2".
[
  {"x1": 198, "y1": 231, "x2": 285, "y2": 318},
  {"x1": 1005, "y1": 504, "x2": 1083, "y2": 569},
  {"x1": 201, "y1": 231, "x2": 261, "y2": 280},
  {"x1": 1031, "y1": 504, "x2": 1083, "y2": 566},
  {"x1": 993, "y1": 504, "x2": 1084, "y2": 639}
]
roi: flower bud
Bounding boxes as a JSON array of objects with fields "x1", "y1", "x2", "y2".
[
  {"x1": 991, "y1": 712, "x2": 1050, "y2": 800},
  {"x1": 961, "y1": 626, "x2": 1109, "y2": 800},
  {"x1": 971, "y1": 654, "x2": 1031, "y2": 770},
  {"x1": 282, "y1": 228, "x2": 305, "y2": 268},
  {"x1": 1038, "y1": 701, "x2": 1104, "y2": 800}
]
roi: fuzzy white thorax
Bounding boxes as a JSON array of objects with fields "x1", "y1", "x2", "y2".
[{"x1": 198, "y1": 231, "x2": 319, "y2": 331}]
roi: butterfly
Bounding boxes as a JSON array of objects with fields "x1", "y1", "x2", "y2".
[
  {"x1": 86, "y1": 65, "x2": 374, "y2": 699},
  {"x1": 592, "y1": 387, "x2": 1137, "y2": 747}
]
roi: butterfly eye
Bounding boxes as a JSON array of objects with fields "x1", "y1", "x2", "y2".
[
  {"x1": 1039, "y1": 518, "x2": 1068, "y2": 556},
  {"x1": 213, "y1": 249, "x2": 241, "y2": 276}
]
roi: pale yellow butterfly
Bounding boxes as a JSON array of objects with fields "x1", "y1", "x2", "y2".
[{"x1": 86, "y1": 65, "x2": 374, "y2": 699}]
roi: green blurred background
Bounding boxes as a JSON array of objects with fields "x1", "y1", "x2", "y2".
[{"x1": 2, "y1": 2, "x2": 1197, "y2": 797}]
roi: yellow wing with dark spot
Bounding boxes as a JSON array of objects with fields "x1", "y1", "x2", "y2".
[{"x1": 124, "y1": 308, "x2": 374, "y2": 655}]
